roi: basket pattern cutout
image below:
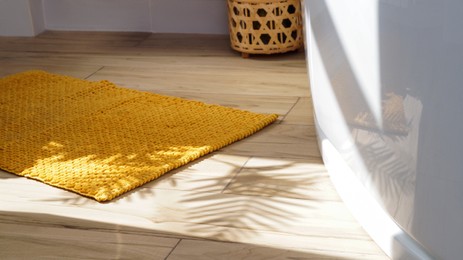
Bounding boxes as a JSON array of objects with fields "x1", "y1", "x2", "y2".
[{"x1": 227, "y1": 0, "x2": 303, "y2": 54}]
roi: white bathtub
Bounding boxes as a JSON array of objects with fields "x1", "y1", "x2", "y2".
[{"x1": 303, "y1": 1, "x2": 463, "y2": 259}]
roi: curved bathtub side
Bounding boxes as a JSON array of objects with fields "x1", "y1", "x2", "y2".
[{"x1": 303, "y1": 1, "x2": 463, "y2": 259}]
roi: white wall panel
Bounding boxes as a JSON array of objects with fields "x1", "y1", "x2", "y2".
[
  {"x1": 150, "y1": 0, "x2": 228, "y2": 34},
  {"x1": 30, "y1": 0, "x2": 45, "y2": 34},
  {"x1": 41, "y1": 0, "x2": 228, "y2": 34},
  {"x1": 0, "y1": 0, "x2": 42, "y2": 36},
  {"x1": 43, "y1": 0, "x2": 152, "y2": 32},
  {"x1": 1, "y1": 0, "x2": 229, "y2": 35}
]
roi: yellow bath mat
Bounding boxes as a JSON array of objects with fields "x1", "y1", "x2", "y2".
[{"x1": 0, "y1": 70, "x2": 278, "y2": 201}]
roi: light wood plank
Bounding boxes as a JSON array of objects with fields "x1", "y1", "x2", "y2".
[
  {"x1": 0, "y1": 185, "x2": 378, "y2": 252},
  {"x1": 0, "y1": 218, "x2": 177, "y2": 260},
  {"x1": 168, "y1": 239, "x2": 389, "y2": 260},
  {"x1": 87, "y1": 65, "x2": 310, "y2": 97},
  {"x1": 224, "y1": 157, "x2": 340, "y2": 201},
  {"x1": 244, "y1": 124, "x2": 318, "y2": 143},
  {"x1": 221, "y1": 141, "x2": 322, "y2": 159},
  {"x1": 283, "y1": 97, "x2": 315, "y2": 125}
]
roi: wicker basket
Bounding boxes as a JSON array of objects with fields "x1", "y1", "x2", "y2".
[{"x1": 227, "y1": 0, "x2": 303, "y2": 57}]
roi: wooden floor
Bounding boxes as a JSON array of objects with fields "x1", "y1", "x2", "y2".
[{"x1": 0, "y1": 31, "x2": 388, "y2": 259}]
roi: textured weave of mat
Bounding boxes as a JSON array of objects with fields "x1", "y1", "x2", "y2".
[{"x1": 0, "y1": 70, "x2": 278, "y2": 201}]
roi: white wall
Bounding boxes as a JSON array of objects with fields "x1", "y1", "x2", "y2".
[
  {"x1": 29, "y1": 0, "x2": 45, "y2": 34},
  {"x1": 150, "y1": 0, "x2": 228, "y2": 34},
  {"x1": 43, "y1": 0, "x2": 228, "y2": 34},
  {"x1": 0, "y1": 0, "x2": 229, "y2": 36},
  {"x1": 0, "y1": 0, "x2": 44, "y2": 36},
  {"x1": 43, "y1": 0, "x2": 152, "y2": 32}
]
